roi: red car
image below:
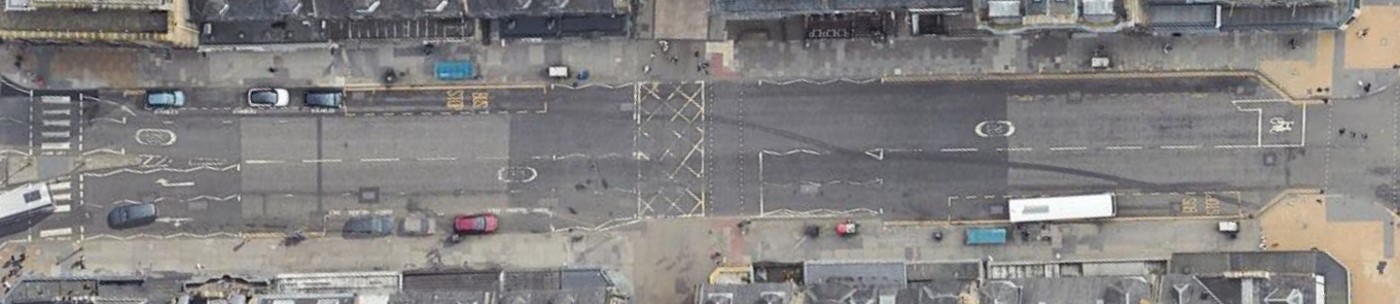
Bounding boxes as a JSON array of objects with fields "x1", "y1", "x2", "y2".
[{"x1": 453, "y1": 213, "x2": 498, "y2": 234}]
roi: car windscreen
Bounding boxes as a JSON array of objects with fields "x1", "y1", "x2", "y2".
[{"x1": 250, "y1": 91, "x2": 278, "y2": 104}]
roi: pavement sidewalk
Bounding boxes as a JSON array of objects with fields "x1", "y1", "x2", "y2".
[{"x1": 1, "y1": 214, "x2": 1272, "y2": 303}]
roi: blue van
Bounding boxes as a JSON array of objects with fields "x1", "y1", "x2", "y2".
[{"x1": 145, "y1": 90, "x2": 186, "y2": 108}]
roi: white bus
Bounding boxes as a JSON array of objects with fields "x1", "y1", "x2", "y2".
[
  {"x1": 0, "y1": 182, "x2": 55, "y2": 223},
  {"x1": 1008, "y1": 193, "x2": 1116, "y2": 223}
]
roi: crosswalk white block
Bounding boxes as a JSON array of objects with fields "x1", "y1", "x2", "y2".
[
  {"x1": 40, "y1": 142, "x2": 70, "y2": 150},
  {"x1": 51, "y1": 192, "x2": 71, "y2": 202}
]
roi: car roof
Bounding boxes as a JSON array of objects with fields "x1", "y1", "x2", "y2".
[
  {"x1": 345, "y1": 215, "x2": 392, "y2": 232},
  {"x1": 306, "y1": 92, "x2": 342, "y2": 105},
  {"x1": 147, "y1": 91, "x2": 182, "y2": 105}
]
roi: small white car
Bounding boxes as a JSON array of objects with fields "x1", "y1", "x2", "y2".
[{"x1": 247, "y1": 88, "x2": 290, "y2": 107}]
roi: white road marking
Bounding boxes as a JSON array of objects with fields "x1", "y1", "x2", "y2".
[
  {"x1": 41, "y1": 120, "x2": 71, "y2": 127},
  {"x1": 1161, "y1": 145, "x2": 1201, "y2": 149},
  {"x1": 134, "y1": 129, "x2": 178, "y2": 146},
  {"x1": 1104, "y1": 146, "x2": 1143, "y2": 150},
  {"x1": 39, "y1": 228, "x2": 72, "y2": 238},
  {"x1": 244, "y1": 159, "x2": 285, "y2": 164},
  {"x1": 360, "y1": 158, "x2": 401, "y2": 162},
  {"x1": 996, "y1": 147, "x2": 1033, "y2": 152},
  {"x1": 49, "y1": 181, "x2": 72, "y2": 192},
  {"x1": 155, "y1": 178, "x2": 195, "y2": 187},
  {"x1": 940, "y1": 148, "x2": 979, "y2": 153},
  {"x1": 40, "y1": 142, "x2": 70, "y2": 150},
  {"x1": 51, "y1": 193, "x2": 72, "y2": 202},
  {"x1": 417, "y1": 157, "x2": 457, "y2": 161},
  {"x1": 40, "y1": 96, "x2": 71, "y2": 104},
  {"x1": 1048, "y1": 147, "x2": 1088, "y2": 151},
  {"x1": 41, "y1": 131, "x2": 69, "y2": 139},
  {"x1": 54, "y1": 204, "x2": 70, "y2": 213},
  {"x1": 302, "y1": 159, "x2": 343, "y2": 163}
]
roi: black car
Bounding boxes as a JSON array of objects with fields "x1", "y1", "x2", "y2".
[
  {"x1": 343, "y1": 215, "x2": 394, "y2": 238},
  {"x1": 107, "y1": 203, "x2": 158, "y2": 229},
  {"x1": 305, "y1": 91, "x2": 343, "y2": 108}
]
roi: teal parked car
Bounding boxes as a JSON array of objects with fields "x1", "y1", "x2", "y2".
[{"x1": 145, "y1": 90, "x2": 185, "y2": 109}]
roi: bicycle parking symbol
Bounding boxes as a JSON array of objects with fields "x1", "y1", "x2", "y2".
[
  {"x1": 1269, "y1": 117, "x2": 1294, "y2": 134},
  {"x1": 1180, "y1": 195, "x2": 1222, "y2": 215}
]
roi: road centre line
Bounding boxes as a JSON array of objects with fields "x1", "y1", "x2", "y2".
[
  {"x1": 245, "y1": 160, "x2": 285, "y2": 164},
  {"x1": 1161, "y1": 145, "x2": 1202, "y2": 149},
  {"x1": 360, "y1": 158, "x2": 401, "y2": 162},
  {"x1": 1104, "y1": 146, "x2": 1143, "y2": 150},
  {"x1": 995, "y1": 147, "x2": 1033, "y2": 152},
  {"x1": 302, "y1": 159, "x2": 343, "y2": 163},
  {"x1": 940, "y1": 148, "x2": 979, "y2": 152},
  {"x1": 417, "y1": 157, "x2": 458, "y2": 161},
  {"x1": 1048, "y1": 147, "x2": 1088, "y2": 151}
]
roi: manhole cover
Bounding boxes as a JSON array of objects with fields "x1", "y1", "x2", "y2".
[{"x1": 359, "y1": 187, "x2": 380, "y2": 204}]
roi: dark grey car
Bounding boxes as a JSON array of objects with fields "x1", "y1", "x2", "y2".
[
  {"x1": 107, "y1": 203, "x2": 158, "y2": 229},
  {"x1": 343, "y1": 215, "x2": 394, "y2": 238},
  {"x1": 305, "y1": 91, "x2": 343, "y2": 108}
]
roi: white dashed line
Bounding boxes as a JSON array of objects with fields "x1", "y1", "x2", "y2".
[
  {"x1": 418, "y1": 157, "x2": 458, "y2": 161},
  {"x1": 245, "y1": 160, "x2": 285, "y2": 164},
  {"x1": 996, "y1": 147, "x2": 1033, "y2": 152},
  {"x1": 1048, "y1": 147, "x2": 1088, "y2": 151},
  {"x1": 1160, "y1": 145, "x2": 1202, "y2": 149},
  {"x1": 1104, "y1": 146, "x2": 1143, "y2": 150},
  {"x1": 360, "y1": 158, "x2": 401, "y2": 163},
  {"x1": 1213, "y1": 145, "x2": 1257, "y2": 149},
  {"x1": 302, "y1": 159, "x2": 343, "y2": 163},
  {"x1": 940, "y1": 148, "x2": 979, "y2": 153}
]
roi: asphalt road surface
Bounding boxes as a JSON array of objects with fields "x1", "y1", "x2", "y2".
[{"x1": 0, "y1": 75, "x2": 1334, "y2": 241}]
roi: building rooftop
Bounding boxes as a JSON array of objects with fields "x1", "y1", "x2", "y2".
[
  {"x1": 983, "y1": 276, "x2": 1154, "y2": 304},
  {"x1": 465, "y1": 0, "x2": 622, "y2": 18},
  {"x1": 0, "y1": 8, "x2": 168, "y2": 33},
  {"x1": 698, "y1": 282, "x2": 800, "y2": 304},
  {"x1": 804, "y1": 260, "x2": 907, "y2": 287},
  {"x1": 2, "y1": 274, "x2": 192, "y2": 304},
  {"x1": 1146, "y1": 0, "x2": 1335, "y2": 6},
  {"x1": 716, "y1": 0, "x2": 969, "y2": 19},
  {"x1": 1168, "y1": 251, "x2": 1349, "y2": 304},
  {"x1": 193, "y1": 0, "x2": 463, "y2": 22},
  {"x1": 905, "y1": 261, "x2": 981, "y2": 282},
  {"x1": 1159, "y1": 274, "x2": 1322, "y2": 304},
  {"x1": 319, "y1": 0, "x2": 465, "y2": 19}
]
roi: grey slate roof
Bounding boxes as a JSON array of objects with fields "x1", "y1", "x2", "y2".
[
  {"x1": 804, "y1": 261, "x2": 908, "y2": 287},
  {"x1": 2, "y1": 274, "x2": 192, "y2": 304},
  {"x1": 1144, "y1": 4, "x2": 1217, "y2": 28},
  {"x1": 1168, "y1": 251, "x2": 1349, "y2": 304},
  {"x1": 466, "y1": 0, "x2": 620, "y2": 18},
  {"x1": 716, "y1": 0, "x2": 969, "y2": 19},
  {"x1": 0, "y1": 8, "x2": 168, "y2": 32}
]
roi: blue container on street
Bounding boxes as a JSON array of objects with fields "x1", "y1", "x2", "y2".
[{"x1": 435, "y1": 60, "x2": 477, "y2": 80}]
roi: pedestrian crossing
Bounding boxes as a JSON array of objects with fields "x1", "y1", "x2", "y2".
[{"x1": 34, "y1": 94, "x2": 78, "y2": 155}]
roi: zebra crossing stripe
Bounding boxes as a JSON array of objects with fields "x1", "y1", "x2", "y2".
[{"x1": 40, "y1": 142, "x2": 71, "y2": 150}]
